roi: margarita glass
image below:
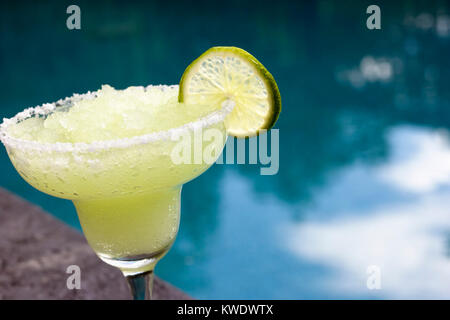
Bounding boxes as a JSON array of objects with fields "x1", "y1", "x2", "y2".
[
  {"x1": 0, "y1": 46, "x2": 281, "y2": 300},
  {"x1": 0, "y1": 85, "x2": 233, "y2": 299}
]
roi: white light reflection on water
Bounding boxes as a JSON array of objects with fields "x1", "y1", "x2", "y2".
[
  {"x1": 404, "y1": 13, "x2": 450, "y2": 38},
  {"x1": 336, "y1": 56, "x2": 394, "y2": 89},
  {"x1": 285, "y1": 125, "x2": 450, "y2": 299},
  {"x1": 378, "y1": 126, "x2": 450, "y2": 193}
]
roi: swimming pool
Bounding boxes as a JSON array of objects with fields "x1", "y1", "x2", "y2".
[{"x1": 1, "y1": 0, "x2": 449, "y2": 299}]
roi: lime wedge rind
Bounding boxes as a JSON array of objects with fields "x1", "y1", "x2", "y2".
[{"x1": 179, "y1": 47, "x2": 281, "y2": 138}]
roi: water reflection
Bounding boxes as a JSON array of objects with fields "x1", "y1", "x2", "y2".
[
  {"x1": 336, "y1": 56, "x2": 394, "y2": 88},
  {"x1": 285, "y1": 126, "x2": 450, "y2": 298},
  {"x1": 377, "y1": 126, "x2": 450, "y2": 193}
]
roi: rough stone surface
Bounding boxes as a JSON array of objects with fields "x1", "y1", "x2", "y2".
[{"x1": 0, "y1": 187, "x2": 190, "y2": 300}]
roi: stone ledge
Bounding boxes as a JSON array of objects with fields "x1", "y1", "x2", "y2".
[{"x1": 0, "y1": 187, "x2": 190, "y2": 300}]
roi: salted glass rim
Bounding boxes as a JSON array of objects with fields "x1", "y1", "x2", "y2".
[{"x1": 0, "y1": 85, "x2": 234, "y2": 153}]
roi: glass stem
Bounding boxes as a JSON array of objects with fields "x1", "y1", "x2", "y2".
[{"x1": 126, "y1": 270, "x2": 154, "y2": 300}]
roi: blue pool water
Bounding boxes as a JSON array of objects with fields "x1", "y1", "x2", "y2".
[{"x1": 1, "y1": 0, "x2": 450, "y2": 299}]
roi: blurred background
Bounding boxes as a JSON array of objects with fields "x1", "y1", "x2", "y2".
[{"x1": 1, "y1": 0, "x2": 450, "y2": 299}]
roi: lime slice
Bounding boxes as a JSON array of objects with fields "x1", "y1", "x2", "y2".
[{"x1": 179, "y1": 47, "x2": 281, "y2": 137}]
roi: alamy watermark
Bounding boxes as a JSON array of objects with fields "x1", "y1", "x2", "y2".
[
  {"x1": 66, "y1": 265, "x2": 81, "y2": 290},
  {"x1": 366, "y1": 265, "x2": 381, "y2": 290},
  {"x1": 366, "y1": 5, "x2": 381, "y2": 30},
  {"x1": 66, "y1": 5, "x2": 81, "y2": 30},
  {"x1": 66, "y1": 4, "x2": 380, "y2": 32},
  {"x1": 170, "y1": 128, "x2": 279, "y2": 176}
]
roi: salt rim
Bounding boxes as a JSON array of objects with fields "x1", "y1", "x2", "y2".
[{"x1": 0, "y1": 85, "x2": 235, "y2": 153}]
